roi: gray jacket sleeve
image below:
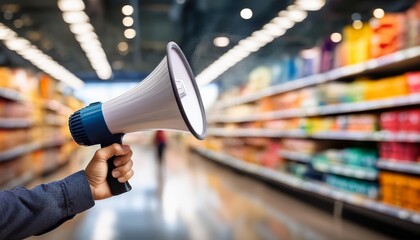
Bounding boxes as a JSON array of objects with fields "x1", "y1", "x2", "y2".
[{"x1": 0, "y1": 170, "x2": 95, "y2": 240}]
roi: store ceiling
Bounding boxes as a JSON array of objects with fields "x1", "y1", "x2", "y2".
[{"x1": 0, "y1": 0, "x2": 416, "y2": 83}]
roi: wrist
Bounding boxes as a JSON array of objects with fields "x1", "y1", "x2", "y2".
[{"x1": 89, "y1": 185, "x2": 96, "y2": 200}]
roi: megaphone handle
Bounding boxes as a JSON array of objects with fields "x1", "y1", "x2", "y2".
[{"x1": 101, "y1": 139, "x2": 132, "y2": 196}]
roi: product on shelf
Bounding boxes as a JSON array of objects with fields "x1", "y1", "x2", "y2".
[
  {"x1": 313, "y1": 148, "x2": 378, "y2": 169},
  {"x1": 325, "y1": 174, "x2": 379, "y2": 198},
  {"x1": 371, "y1": 13, "x2": 406, "y2": 58},
  {"x1": 406, "y1": 1, "x2": 420, "y2": 48},
  {"x1": 243, "y1": 66, "x2": 273, "y2": 94},
  {"x1": 407, "y1": 71, "x2": 420, "y2": 94},
  {"x1": 343, "y1": 24, "x2": 373, "y2": 64},
  {"x1": 380, "y1": 109, "x2": 420, "y2": 133},
  {"x1": 280, "y1": 139, "x2": 320, "y2": 155},
  {"x1": 299, "y1": 47, "x2": 321, "y2": 77},
  {"x1": 0, "y1": 100, "x2": 33, "y2": 118},
  {"x1": 0, "y1": 129, "x2": 32, "y2": 151},
  {"x1": 379, "y1": 142, "x2": 420, "y2": 162},
  {"x1": 286, "y1": 162, "x2": 309, "y2": 179},
  {"x1": 380, "y1": 171, "x2": 420, "y2": 212}
]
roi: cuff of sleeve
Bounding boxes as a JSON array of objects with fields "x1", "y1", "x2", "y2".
[{"x1": 61, "y1": 170, "x2": 95, "y2": 216}]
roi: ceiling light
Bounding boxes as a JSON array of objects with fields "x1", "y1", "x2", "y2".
[
  {"x1": 3, "y1": 11, "x2": 13, "y2": 20},
  {"x1": 294, "y1": 0, "x2": 325, "y2": 11},
  {"x1": 330, "y1": 32, "x2": 342, "y2": 43},
  {"x1": 0, "y1": 27, "x2": 16, "y2": 40},
  {"x1": 123, "y1": 16, "x2": 134, "y2": 27},
  {"x1": 13, "y1": 19, "x2": 23, "y2": 28},
  {"x1": 69, "y1": 23, "x2": 93, "y2": 35},
  {"x1": 58, "y1": 2, "x2": 112, "y2": 80},
  {"x1": 62, "y1": 11, "x2": 89, "y2": 24},
  {"x1": 240, "y1": 8, "x2": 253, "y2": 20},
  {"x1": 118, "y1": 42, "x2": 128, "y2": 52},
  {"x1": 238, "y1": 38, "x2": 265, "y2": 52},
  {"x1": 4, "y1": 38, "x2": 31, "y2": 51},
  {"x1": 213, "y1": 36, "x2": 230, "y2": 47},
  {"x1": 285, "y1": 7, "x2": 308, "y2": 22},
  {"x1": 271, "y1": 17, "x2": 294, "y2": 29},
  {"x1": 373, "y1": 8, "x2": 385, "y2": 19},
  {"x1": 251, "y1": 30, "x2": 275, "y2": 43},
  {"x1": 263, "y1": 23, "x2": 286, "y2": 37},
  {"x1": 75, "y1": 32, "x2": 98, "y2": 43},
  {"x1": 80, "y1": 41, "x2": 102, "y2": 51},
  {"x1": 176, "y1": 0, "x2": 186, "y2": 4},
  {"x1": 124, "y1": 28, "x2": 136, "y2": 39},
  {"x1": 122, "y1": 5, "x2": 134, "y2": 15},
  {"x1": 352, "y1": 20, "x2": 363, "y2": 29},
  {"x1": 0, "y1": 23, "x2": 83, "y2": 88},
  {"x1": 58, "y1": 0, "x2": 85, "y2": 12},
  {"x1": 196, "y1": 0, "x2": 326, "y2": 86}
]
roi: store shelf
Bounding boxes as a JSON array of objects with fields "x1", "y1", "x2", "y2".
[
  {"x1": 0, "y1": 118, "x2": 34, "y2": 128},
  {"x1": 192, "y1": 146, "x2": 420, "y2": 225},
  {"x1": 44, "y1": 99, "x2": 73, "y2": 116},
  {"x1": 208, "y1": 128, "x2": 420, "y2": 143},
  {"x1": 279, "y1": 150, "x2": 311, "y2": 163},
  {"x1": 213, "y1": 46, "x2": 420, "y2": 110},
  {"x1": 377, "y1": 160, "x2": 420, "y2": 175},
  {"x1": 0, "y1": 137, "x2": 69, "y2": 162},
  {"x1": 1, "y1": 171, "x2": 34, "y2": 190},
  {"x1": 209, "y1": 94, "x2": 420, "y2": 123},
  {"x1": 0, "y1": 88, "x2": 26, "y2": 102},
  {"x1": 313, "y1": 162, "x2": 378, "y2": 180}
]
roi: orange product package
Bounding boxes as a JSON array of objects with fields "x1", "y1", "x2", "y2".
[{"x1": 370, "y1": 13, "x2": 406, "y2": 58}]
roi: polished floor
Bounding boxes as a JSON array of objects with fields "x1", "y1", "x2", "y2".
[{"x1": 28, "y1": 136, "x2": 391, "y2": 240}]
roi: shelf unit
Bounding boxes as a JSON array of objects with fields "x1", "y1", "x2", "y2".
[
  {"x1": 208, "y1": 128, "x2": 420, "y2": 142},
  {"x1": 0, "y1": 88, "x2": 27, "y2": 102},
  {"x1": 203, "y1": 41, "x2": 420, "y2": 232},
  {"x1": 0, "y1": 137, "x2": 69, "y2": 162},
  {"x1": 213, "y1": 46, "x2": 420, "y2": 110},
  {"x1": 0, "y1": 118, "x2": 34, "y2": 128},
  {"x1": 209, "y1": 94, "x2": 420, "y2": 123},
  {"x1": 192, "y1": 146, "x2": 420, "y2": 226},
  {"x1": 279, "y1": 150, "x2": 311, "y2": 163},
  {"x1": 0, "y1": 70, "x2": 84, "y2": 190},
  {"x1": 377, "y1": 160, "x2": 420, "y2": 175},
  {"x1": 313, "y1": 162, "x2": 378, "y2": 181}
]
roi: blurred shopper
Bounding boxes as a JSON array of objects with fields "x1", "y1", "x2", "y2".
[
  {"x1": 155, "y1": 130, "x2": 167, "y2": 165},
  {"x1": 0, "y1": 143, "x2": 134, "y2": 240},
  {"x1": 154, "y1": 130, "x2": 166, "y2": 197}
]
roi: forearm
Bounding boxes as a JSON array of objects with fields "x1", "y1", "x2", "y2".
[{"x1": 0, "y1": 170, "x2": 95, "y2": 240}]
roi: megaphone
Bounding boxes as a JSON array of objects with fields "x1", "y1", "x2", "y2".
[{"x1": 68, "y1": 42, "x2": 207, "y2": 195}]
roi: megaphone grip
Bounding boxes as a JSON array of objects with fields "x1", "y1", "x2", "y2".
[{"x1": 101, "y1": 140, "x2": 132, "y2": 196}]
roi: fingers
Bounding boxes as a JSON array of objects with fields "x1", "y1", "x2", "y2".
[
  {"x1": 117, "y1": 169, "x2": 134, "y2": 183},
  {"x1": 113, "y1": 149, "x2": 133, "y2": 167},
  {"x1": 93, "y1": 143, "x2": 131, "y2": 162},
  {"x1": 112, "y1": 159, "x2": 134, "y2": 182}
]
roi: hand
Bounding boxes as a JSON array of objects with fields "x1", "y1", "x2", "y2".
[{"x1": 85, "y1": 143, "x2": 134, "y2": 200}]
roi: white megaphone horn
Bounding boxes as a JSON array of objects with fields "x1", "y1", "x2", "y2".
[{"x1": 69, "y1": 41, "x2": 207, "y2": 195}]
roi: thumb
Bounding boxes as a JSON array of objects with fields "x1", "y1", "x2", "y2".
[{"x1": 93, "y1": 143, "x2": 131, "y2": 162}]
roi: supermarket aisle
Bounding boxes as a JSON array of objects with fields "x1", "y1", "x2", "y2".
[{"x1": 30, "y1": 137, "x2": 391, "y2": 240}]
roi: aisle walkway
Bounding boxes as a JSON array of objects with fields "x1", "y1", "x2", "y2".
[{"x1": 29, "y1": 138, "x2": 390, "y2": 240}]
